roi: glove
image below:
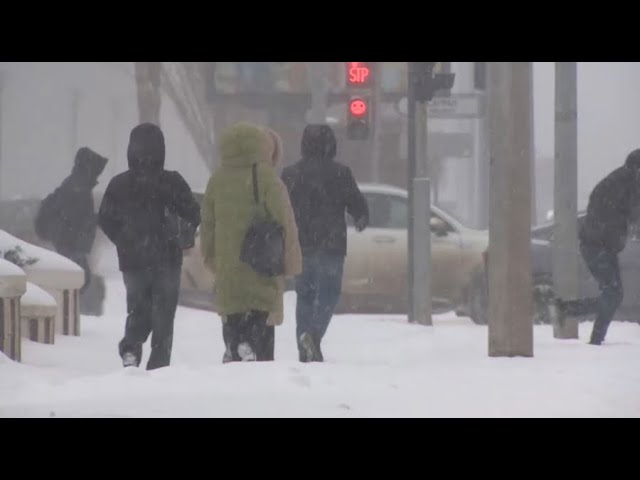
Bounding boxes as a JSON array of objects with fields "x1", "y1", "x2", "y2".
[{"x1": 355, "y1": 216, "x2": 368, "y2": 232}]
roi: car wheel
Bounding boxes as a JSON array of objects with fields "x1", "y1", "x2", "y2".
[
  {"x1": 468, "y1": 275, "x2": 488, "y2": 325},
  {"x1": 533, "y1": 280, "x2": 554, "y2": 325},
  {"x1": 469, "y1": 276, "x2": 554, "y2": 326}
]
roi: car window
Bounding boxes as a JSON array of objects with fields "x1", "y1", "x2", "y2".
[
  {"x1": 363, "y1": 193, "x2": 408, "y2": 229},
  {"x1": 347, "y1": 193, "x2": 455, "y2": 233},
  {"x1": 431, "y1": 212, "x2": 454, "y2": 234}
]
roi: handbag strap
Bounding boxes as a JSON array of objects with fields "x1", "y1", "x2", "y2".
[{"x1": 252, "y1": 163, "x2": 259, "y2": 205}]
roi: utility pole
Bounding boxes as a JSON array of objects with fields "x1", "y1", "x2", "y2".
[
  {"x1": 134, "y1": 62, "x2": 162, "y2": 126},
  {"x1": 110, "y1": 98, "x2": 121, "y2": 177},
  {"x1": 70, "y1": 88, "x2": 80, "y2": 162},
  {"x1": 553, "y1": 62, "x2": 579, "y2": 339},
  {"x1": 370, "y1": 62, "x2": 383, "y2": 183},
  {"x1": 487, "y1": 62, "x2": 534, "y2": 357},
  {"x1": 0, "y1": 71, "x2": 4, "y2": 200},
  {"x1": 474, "y1": 62, "x2": 490, "y2": 230},
  {"x1": 308, "y1": 62, "x2": 329, "y2": 124}
]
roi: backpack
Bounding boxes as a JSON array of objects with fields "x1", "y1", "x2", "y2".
[{"x1": 34, "y1": 190, "x2": 61, "y2": 242}]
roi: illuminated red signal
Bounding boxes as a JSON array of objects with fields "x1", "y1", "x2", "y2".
[
  {"x1": 347, "y1": 62, "x2": 371, "y2": 87},
  {"x1": 349, "y1": 98, "x2": 368, "y2": 117},
  {"x1": 347, "y1": 96, "x2": 370, "y2": 140}
]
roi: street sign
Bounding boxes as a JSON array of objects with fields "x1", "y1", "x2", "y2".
[{"x1": 397, "y1": 93, "x2": 485, "y2": 119}]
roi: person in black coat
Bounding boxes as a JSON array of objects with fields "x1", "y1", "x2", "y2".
[
  {"x1": 281, "y1": 124, "x2": 369, "y2": 362},
  {"x1": 555, "y1": 149, "x2": 640, "y2": 344},
  {"x1": 35, "y1": 147, "x2": 108, "y2": 296},
  {"x1": 98, "y1": 123, "x2": 201, "y2": 370}
]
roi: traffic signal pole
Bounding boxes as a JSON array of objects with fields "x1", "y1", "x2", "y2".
[{"x1": 407, "y1": 63, "x2": 455, "y2": 326}]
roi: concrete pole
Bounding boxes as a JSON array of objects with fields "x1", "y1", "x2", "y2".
[
  {"x1": 110, "y1": 98, "x2": 121, "y2": 177},
  {"x1": 370, "y1": 62, "x2": 383, "y2": 183},
  {"x1": 487, "y1": 62, "x2": 534, "y2": 357},
  {"x1": 407, "y1": 64, "x2": 417, "y2": 323},
  {"x1": 553, "y1": 62, "x2": 579, "y2": 339},
  {"x1": 476, "y1": 93, "x2": 490, "y2": 229},
  {"x1": 0, "y1": 71, "x2": 4, "y2": 200},
  {"x1": 70, "y1": 88, "x2": 80, "y2": 162},
  {"x1": 408, "y1": 62, "x2": 433, "y2": 326},
  {"x1": 308, "y1": 62, "x2": 328, "y2": 124},
  {"x1": 413, "y1": 178, "x2": 432, "y2": 326}
]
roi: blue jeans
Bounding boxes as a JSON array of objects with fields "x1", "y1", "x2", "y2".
[
  {"x1": 295, "y1": 254, "x2": 345, "y2": 350},
  {"x1": 561, "y1": 243, "x2": 623, "y2": 344}
]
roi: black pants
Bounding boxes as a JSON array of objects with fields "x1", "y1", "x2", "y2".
[
  {"x1": 118, "y1": 265, "x2": 181, "y2": 370},
  {"x1": 561, "y1": 242, "x2": 623, "y2": 344},
  {"x1": 222, "y1": 311, "x2": 273, "y2": 362}
]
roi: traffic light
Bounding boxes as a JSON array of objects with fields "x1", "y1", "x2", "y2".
[
  {"x1": 346, "y1": 62, "x2": 372, "y2": 88},
  {"x1": 347, "y1": 96, "x2": 370, "y2": 140},
  {"x1": 346, "y1": 62, "x2": 373, "y2": 140},
  {"x1": 410, "y1": 62, "x2": 456, "y2": 102}
]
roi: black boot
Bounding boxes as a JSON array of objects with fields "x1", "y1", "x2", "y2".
[
  {"x1": 299, "y1": 333, "x2": 320, "y2": 362},
  {"x1": 312, "y1": 333, "x2": 324, "y2": 362}
]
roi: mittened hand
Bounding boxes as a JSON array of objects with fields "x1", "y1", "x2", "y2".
[{"x1": 355, "y1": 217, "x2": 368, "y2": 232}]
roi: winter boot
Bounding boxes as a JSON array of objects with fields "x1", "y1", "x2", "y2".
[
  {"x1": 238, "y1": 342, "x2": 256, "y2": 362},
  {"x1": 312, "y1": 333, "x2": 324, "y2": 362},
  {"x1": 299, "y1": 333, "x2": 320, "y2": 362},
  {"x1": 122, "y1": 352, "x2": 139, "y2": 368}
]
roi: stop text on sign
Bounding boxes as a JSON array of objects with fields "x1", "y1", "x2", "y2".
[{"x1": 347, "y1": 62, "x2": 371, "y2": 87}]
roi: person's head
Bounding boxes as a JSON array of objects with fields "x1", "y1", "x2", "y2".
[
  {"x1": 218, "y1": 122, "x2": 271, "y2": 168},
  {"x1": 262, "y1": 127, "x2": 283, "y2": 168},
  {"x1": 72, "y1": 147, "x2": 108, "y2": 187},
  {"x1": 301, "y1": 124, "x2": 337, "y2": 162},
  {"x1": 127, "y1": 123, "x2": 165, "y2": 178}
]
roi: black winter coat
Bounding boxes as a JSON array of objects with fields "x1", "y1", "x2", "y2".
[
  {"x1": 580, "y1": 150, "x2": 640, "y2": 253},
  {"x1": 98, "y1": 124, "x2": 201, "y2": 272},
  {"x1": 36, "y1": 147, "x2": 108, "y2": 257},
  {"x1": 281, "y1": 124, "x2": 369, "y2": 257}
]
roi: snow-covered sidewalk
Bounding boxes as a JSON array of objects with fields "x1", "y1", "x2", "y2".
[{"x1": 1, "y1": 277, "x2": 639, "y2": 418}]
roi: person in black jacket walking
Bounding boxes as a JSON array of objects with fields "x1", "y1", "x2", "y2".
[
  {"x1": 98, "y1": 123, "x2": 201, "y2": 370},
  {"x1": 35, "y1": 147, "x2": 108, "y2": 306},
  {"x1": 554, "y1": 149, "x2": 640, "y2": 345},
  {"x1": 282, "y1": 124, "x2": 369, "y2": 362}
]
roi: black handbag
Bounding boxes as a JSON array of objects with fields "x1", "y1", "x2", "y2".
[{"x1": 239, "y1": 164, "x2": 285, "y2": 277}]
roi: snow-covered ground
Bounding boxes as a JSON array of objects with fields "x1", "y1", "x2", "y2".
[{"x1": 1, "y1": 276, "x2": 639, "y2": 418}]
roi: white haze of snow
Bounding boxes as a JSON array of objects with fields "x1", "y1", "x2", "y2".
[{"x1": 0, "y1": 275, "x2": 638, "y2": 418}]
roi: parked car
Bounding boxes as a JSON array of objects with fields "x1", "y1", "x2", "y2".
[
  {"x1": 179, "y1": 184, "x2": 492, "y2": 321},
  {"x1": 337, "y1": 184, "x2": 488, "y2": 319}
]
